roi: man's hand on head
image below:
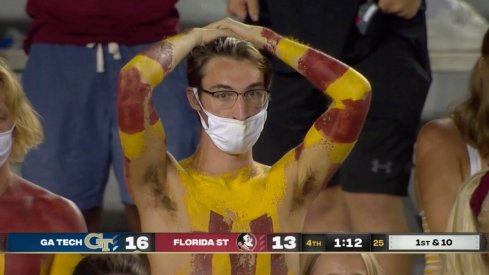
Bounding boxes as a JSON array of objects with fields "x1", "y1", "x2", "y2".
[
  {"x1": 192, "y1": 27, "x2": 237, "y2": 45},
  {"x1": 205, "y1": 18, "x2": 268, "y2": 49},
  {"x1": 227, "y1": 0, "x2": 259, "y2": 22},
  {"x1": 378, "y1": 0, "x2": 421, "y2": 19}
]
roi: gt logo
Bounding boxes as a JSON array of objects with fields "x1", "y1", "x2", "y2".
[{"x1": 84, "y1": 233, "x2": 117, "y2": 252}]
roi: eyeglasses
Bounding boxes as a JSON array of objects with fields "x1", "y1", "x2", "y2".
[{"x1": 199, "y1": 88, "x2": 269, "y2": 109}]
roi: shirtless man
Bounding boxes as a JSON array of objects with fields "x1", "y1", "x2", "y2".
[
  {"x1": 117, "y1": 18, "x2": 371, "y2": 274},
  {"x1": 0, "y1": 60, "x2": 86, "y2": 274}
]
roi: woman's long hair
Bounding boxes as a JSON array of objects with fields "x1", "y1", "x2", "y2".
[
  {"x1": 451, "y1": 28, "x2": 489, "y2": 157},
  {"x1": 443, "y1": 169, "x2": 489, "y2": 275}
]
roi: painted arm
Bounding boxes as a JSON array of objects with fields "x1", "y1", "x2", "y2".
[
  {"x1": 270, "y1": 30, "x2": 371, "y2": 198},
  {"x1": 117, "y1": 28, "x2": 231, "y2": 203},
  {"x1": 208, "y1": 18, "x2": 371, "y2": 199}
]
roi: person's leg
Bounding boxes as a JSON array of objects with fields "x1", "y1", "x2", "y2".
[
  {"x1": 21, "y1": 44, "x2": 112, "y2": 231},
  {"x1": 345, "y1": 193, "x2": 411, "y2": 274},
  {"x1": 338, "y1": 118, "x2": 416, "y2": 275},
  {"x1": 303, "y1": 185, "x2": 352, "y2": 232}
]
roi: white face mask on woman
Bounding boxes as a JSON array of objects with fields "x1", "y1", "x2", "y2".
[
  {"x1": 0, "y1": 125, "x2": 14, "y2": 167},
  {"x1": 193, "y1": 89, "x2": 267, "y2": 155}
]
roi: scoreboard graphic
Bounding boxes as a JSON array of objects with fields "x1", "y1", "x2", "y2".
[{"x1": 1, "y1": 233, "x2": 486, "y2": 253}]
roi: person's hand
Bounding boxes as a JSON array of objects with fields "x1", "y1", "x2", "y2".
[
  {"x1": 378, "y1": 0, "x2": 421, "y2": 19},
  {"x1": 190, "y1": 27, "x2": 237, "y2": 46},
  {"x1": 205, "y1": 18, "x2": 267, "y2": 49},
  {"x1": 227, "y1": 0, "x2": 259, "y2": 22}
]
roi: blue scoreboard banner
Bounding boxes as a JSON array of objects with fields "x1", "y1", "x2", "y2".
[{"x1": 8, "y1": 233, "x2": 123, "y2": 252}]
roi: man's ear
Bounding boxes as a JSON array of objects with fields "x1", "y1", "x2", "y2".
[{"x1": 186, "y1": 87, "x2": 201, "y2": 111}]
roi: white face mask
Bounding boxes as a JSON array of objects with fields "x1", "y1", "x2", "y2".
[
  {"x1": 0, "y1": 125, "x2": 14, "y2": 167},
  {"x1": 193, "y1": 89, "x2": 267, "y2": 155}
]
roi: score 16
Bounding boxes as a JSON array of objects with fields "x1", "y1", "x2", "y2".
[{"x1": 121, "y1": 233, "x2": 154, "y2": 252}]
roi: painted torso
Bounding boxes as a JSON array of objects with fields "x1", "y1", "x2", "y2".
[{"x1": 143, "y1": 153, "x2": 302, "y2": 275}]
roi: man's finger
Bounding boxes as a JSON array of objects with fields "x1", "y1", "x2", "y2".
[
  {"x1": 246, "y1": 0, "x2": 259, "y2": 22},
  {"x1": 227, "y1": 0, "x2": 247, "y2": 20}
]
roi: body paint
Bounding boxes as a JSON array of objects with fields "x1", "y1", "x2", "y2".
[
  {"x1": 298, "y1": 49, "x2": 348, "y2": 92},
  {"x1": 261, "y1": 28, "x2": 281, "y2": 53},
  {"x1": 315, "y1": 98, "x2": 370, "y2": 143}
]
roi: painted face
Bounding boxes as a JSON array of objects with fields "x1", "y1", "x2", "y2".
[{"x1": 310, "y1": 254, "x2": 368, "y2": 275}]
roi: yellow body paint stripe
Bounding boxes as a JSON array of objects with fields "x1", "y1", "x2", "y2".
[
  {"x1": 304, "y1": 126, "x2": 355, "y2": 164},
  {"x1": 122, "y1": 55, "x2": 165, "y2": 87},
  {"x1": 119, "y1": 120, "x2": 165, "y2": 160},
  {"x1": 325, "y1": 68, "x2": 371, "y2": 109},
  {"x1": 212, "y1": 254, "x2": 231, "y2": 275},
  {"x1": 0, "y1": 254, "x2": 3, "y2": 275},
  {"x1": 256, "y1": 254, "x2": 270, "y2": 274},
  {"x1": 329, "y1": 142, "x2": 356, "y2": 164},
  {"x1": 275, "y1": 39, "x2": 308, "y2": 68},
  {"x1": 304, "y1": 125, "x2": 325, "y2": 146},
  {"x1": 48, "y1": 254, "x2": 84, "y2": 275}
]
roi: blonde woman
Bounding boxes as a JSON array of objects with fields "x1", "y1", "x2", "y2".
[
  {"x1": 442, "y1": 169, "x2": 489, "y2": 275},
  {"x1": 0, "y1": 59, "x2": 86, "y2": 274},
  {"x1": 414, "y1": 27, "x2": 489, "y2": 274}
]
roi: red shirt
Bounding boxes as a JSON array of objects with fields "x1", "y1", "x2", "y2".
[{"x1": 23, "y1": 0, "x2": 180, "y2": 53}]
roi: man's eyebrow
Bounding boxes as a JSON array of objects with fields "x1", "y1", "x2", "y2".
[
  {"x1": 246, "y1": 82, "x2": 266, "y2": 89},
  {"x1": 207, "y1": 82, "x2": 265, "y2": 91}
]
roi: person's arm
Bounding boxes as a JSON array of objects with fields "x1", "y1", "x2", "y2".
[
  {"x1": 208, "y1": 18, "x2": 371, "y2": 200},
  {"x1": 117, "y1": 28, "x2": 231, "y2": 204},
  {"x1": 414, "y1": 120, "x2": 465, "y2": 232}
]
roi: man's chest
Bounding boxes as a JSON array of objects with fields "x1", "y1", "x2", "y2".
[{"x1": 179, "y1": 172, "x2": 288, "y2": 233}]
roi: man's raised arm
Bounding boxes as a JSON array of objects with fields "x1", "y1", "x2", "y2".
[
  {"x1": 273, "y1": 33, "x2": 372, "y2": 197},
  {"x1": 117, "y1": 28, "x2": 231, "y2": 202}
]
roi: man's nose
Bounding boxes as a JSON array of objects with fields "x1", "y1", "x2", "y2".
[{"x1": 232, "y1": 95, "x2": 248, "y2": 120}]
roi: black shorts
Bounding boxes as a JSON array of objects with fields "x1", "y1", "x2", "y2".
[{"x1": 328, "y1": 118, "x2": 417, "y2": 196}]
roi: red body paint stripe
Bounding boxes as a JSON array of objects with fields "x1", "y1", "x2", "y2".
[
  {"x1": 315, "y1": 97, "x2": 371, "y2": 143},
  {"x1": 209, "y1": 211, "x2": 232, "y2": 232},
  {"x1": 192, "y1": 211, "x2": 234, "y2": 274},
  {"x1": 298, "y1": 49, "x2": 348, "y2": 91},
  {"x1": 295, "y1": 143, "x2": 305, "y2": 160},
  {"x1": 190, "y1": 254, "x2": 212, "y2": 275},
  {"x1": 250, "y1": 214, "x2": 288, "y2": 275},
  {"x1": 261, "y1": 28, "x2": 281, "y2": 53},
  {"x1": 118, "y1": 68, "x2": 159, "y2": 134},
  {"x1": 230, "y1": 254, "x2": 256, "y2": 275},
  {"x1": 250, "y1": 214, "x2": 273, "y2": 234}
]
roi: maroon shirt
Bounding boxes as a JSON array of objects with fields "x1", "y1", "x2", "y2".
[{"x1": 23, "y1": 0, "x2": 180, "y2": 53}]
